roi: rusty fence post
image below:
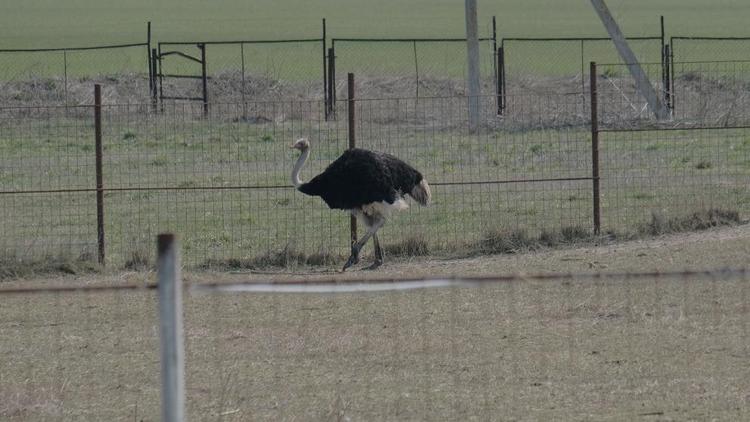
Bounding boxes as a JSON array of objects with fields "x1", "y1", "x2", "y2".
[
  {"x1": 94, "y1": 84, "x2": 105, "y2": 265},
  {"x1": 199, "y1": 43, "x2": 208, "y2": 118},
  {"x1": 664, "y1": 43, "x2": 672, "y2": 111},
  {"x1": 322, "y1": 18, "x2": 327, "y2": 118},
  {"x1": 327, "y1": 47, "x2": 336, "y2": 119},
  {"x1": 347, "y1": 73, "x2": 357, "y2": 245},
  {"x1": 496, "y1": 47, "x2": 504, "y2": 115},
  {"x1": 147, "y1": 21, "x2": 152, "y2": 97},
  {"x1": 590, "y1": 62, "x2": 601, "y2": 235},
  {"x1": 151, "y1": 48, "x2": 159, "y2": 112}
]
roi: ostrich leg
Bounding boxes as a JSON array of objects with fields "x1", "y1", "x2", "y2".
[
  {"x1": 342, "y1": 217, "x2": 385, "y2": 271},
  {"x1": 367, "y1": 234, "x2": 384, "y2": 270}
]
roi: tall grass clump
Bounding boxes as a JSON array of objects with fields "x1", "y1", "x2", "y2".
[{"x1": 642, "y1": 208, "x2": 741, "y2": 236}]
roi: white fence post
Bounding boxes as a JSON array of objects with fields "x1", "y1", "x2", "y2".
[{"x1": 158, "y1": 233, "x2": 185, "y2": 422}]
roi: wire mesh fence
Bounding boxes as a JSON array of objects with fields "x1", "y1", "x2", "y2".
[
  {"x1": 330, "y1": 38, "x2": 498, "y2": 99},
  {"x1": 599, "y1": 127, "x2": 750, "y2": 233},
  {"x1": 1, "y1": 93, "x2": 597, "y2": 268},
  {"x1": 595, "y1": 62, "x2": 669, "y2": 127},
  {"x1": 0, "y1": 44, "x2": 151, "y2": 107},
  {"x1": 2, "y1": 65, "x2": 750, "y2": 267},
  {"x1": 593, "y1": 60, "x2": 750, "y2": 234},
  {"x1": 595, "y1": 60, "x2": 750, "y2": 127},
  {"x1": 670, "y1": 60, "x2": 750, "y2": 126},
  {"x1": 2, "y1": 269, "x2": 748, "y2": 420},
  {"x1": 2, "y1": 34, "x2": 750, "y2": 112},
  {"x1": 352, "y1": 95, "x2": 593, "y2": 251},
  {"x1": 500, "y1": 37, "x2": 664, "y2": 101},
  {"x1": 157, "y1": 40, "x2": 326, "y2": 104}
]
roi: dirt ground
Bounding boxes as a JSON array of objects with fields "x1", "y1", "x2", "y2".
[{"x1": 1, "y1": 225, "x2": 749, "y2": 421}]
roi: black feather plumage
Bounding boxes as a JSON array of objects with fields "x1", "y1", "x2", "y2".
[{"x1": 298, "y1": 148, "x2": 423, "y2": 210}]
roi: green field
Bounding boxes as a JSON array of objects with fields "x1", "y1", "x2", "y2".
[
  {"x1": 3, "y1": 0, "x2": 750, "y2": 101},
  {"x1": 3, "y1": 0, "x2": 750, "y2": 48},
  {"x1": 1, "y1": 96, "x2": 748, "y2": 268}
]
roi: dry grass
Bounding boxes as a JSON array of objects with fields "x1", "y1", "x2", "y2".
[
  {"x1": 199, "y1": 244, "x2": 341, "y2": 271},
  {"x1": 475, "y1": 225, "x2": 595, "y2": 255},
  {"x1": 1, "y1": 224, "x2": 749, "y2": 420},
  {"x1": 383, "y1": 235, "x2": 430, "y2": 257},
  {"x1": 0, "y1": 385, "x2": 63, "y2": 420},
  {"x1": 641, "y1": 208, "x2": 742, "y2": 236},
  {"x1": 0, "y1": 256, "x2": 99, "y2": 281}
]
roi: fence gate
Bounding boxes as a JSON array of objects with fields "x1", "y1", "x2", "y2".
[{"x1": 156, "y1": 43, "x2": 208, "y2": 115}]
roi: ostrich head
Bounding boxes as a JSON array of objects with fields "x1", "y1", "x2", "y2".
[{"x1": 290, "y1": 138, "x2": 310, "y2": 151}]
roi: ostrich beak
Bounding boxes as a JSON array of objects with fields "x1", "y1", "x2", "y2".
[{"x1": 289, "y1": 144, "x2": 297, "y2": 149}]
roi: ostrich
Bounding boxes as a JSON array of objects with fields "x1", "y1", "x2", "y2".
[{"x1": 290, "y1": 138, "x2": 431, "y2": 271}]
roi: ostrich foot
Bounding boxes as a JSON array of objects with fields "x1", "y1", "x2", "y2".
[
  {"x1": 342, "y1": 246, "x2": 360, "y2": 272},
  {"x1": 365, "y1": 260, "x2": 383, "y2": 270}
]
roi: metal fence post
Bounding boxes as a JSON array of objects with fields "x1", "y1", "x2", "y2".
[
  {"x1": 666, "y1": 42, "x2": 674, "y2": 112},
  {"x1": 495, "y1": 47, "x2": 505, "y2": 116},
  {"x1": 157, "y1": 233, "x2": 185, "y2": 422},
  {"x1": 240, "y1": 43, "x2": 247, "y2": 120},
  {"x1": 147, "y1": 21, "x2": 153, "y2": 95},
  {"x1": 492, "y1": 16, "x2": 497, "y2": 74},
  {"x1": 347, "y1": 73, "x2": 357, "y2": 245},
  {"x1": 199, "y1": 43, "x2": 208, "y2": 118},
  {"x1": 94, "y1": 84, "x2": 105, "y2": 265},
  {"x1": 63, "y1": 50, "x2": 69, "y2": 107},
  {"x1": 412, "y1": 40, "x2": 419, "y2": 98},
  {"x1": 589, "y1": 62, "x2": 601, "y2": 235},
  {"x1": 151, "y1": 48, "x2": 158, "y2": 113},
  {"x1": 327, "y1": 46, "x2": 336, "y2": 119},
  {"x1": 322, "y1": 18, "x2": 328, "y2": 118}
]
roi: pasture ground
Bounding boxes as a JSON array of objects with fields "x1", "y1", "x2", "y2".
[{"x1": 1, "y1": 224, "x2": 749, "y2": 420}]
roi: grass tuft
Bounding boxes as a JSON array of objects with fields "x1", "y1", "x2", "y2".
[
  {"x1": 694, "y1": 160, "x2": 712, "y2": 169},
  {"x1": 200, "y1": 245, "x2": 339, "y2": 270},
  {"x1": 475, "y1": 225, "x2": 594, "y2": 255},
  {"x1": 539, "y1": 226, "x2": 593, "y2": 247},
  {"x1": 384, "y1": 235, "x2": 429, "y2": 257},
  {"x1": 0, "y1": 255, "x2": 99, "y2": 281},
  {"x1": 642, "y1": 208, "x2": 741, "y2": 236},
  {"x1": 124, "y1": 250, "x2": 151, "y2": 271},
  {"x1": 477, "y1": 228, "x2": 534, "y2": 254}
]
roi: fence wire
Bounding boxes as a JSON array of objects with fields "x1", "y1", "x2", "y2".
[
  {"x1": 599, "y1": 127, "x2": 750, "y2": 232},
  {"x1": 2, "y1": 269, "x2": 747, "y2": 420},
  {"x1": 500, "y1": 37, "x2": 663, "y2": 99},
  {"x1": 331, "y1": 39, "x2": 498, "y2": 99},
  {"x1": 596, "y1": 60, "x2": 750, "y2": 128},
  {"x1": 3, "y1": 35, "x2": 750, "y2": 109},
  {"x1": 1, "y1": 93, "x2": 601, "y2": 267},
  {"x1": 157, "y1": 40, "x2": 325, "y2": 104},
  {"x1": 2, "y1": 69, "x2": 750, "y2": 267},
  {"x1": 0, "y1": 44, "x2": 150, "y2": 107}
]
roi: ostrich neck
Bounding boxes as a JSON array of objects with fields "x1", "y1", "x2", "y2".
[{"x1": 291, "y1": 147, "x2": 310, "y2": 188}]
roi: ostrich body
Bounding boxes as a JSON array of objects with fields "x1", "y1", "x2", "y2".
[{"x1": 291, "y1": 138, "x2": 431, "y2": 271}]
